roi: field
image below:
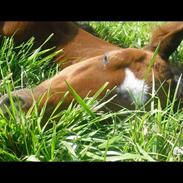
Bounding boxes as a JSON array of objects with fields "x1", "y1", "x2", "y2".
[{"x1": 0, "y1": 22, "x2": 183, "y2": 162}]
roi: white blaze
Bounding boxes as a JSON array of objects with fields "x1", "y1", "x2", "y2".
[{"x1": 117, "y1": 68, "x2": 149, "y2": 106}]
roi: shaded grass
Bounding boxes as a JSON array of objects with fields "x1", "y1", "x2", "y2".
[
  {"x1": 0, "y1": 22, "x2": 183, "y2": 162},
  {"x1": 0, "y1": 35, "x2": 60, "y2": 94}
]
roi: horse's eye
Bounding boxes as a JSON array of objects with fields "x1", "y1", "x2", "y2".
[{"x1": 103, "y1": 53, "x2": 109, "y2": 65}]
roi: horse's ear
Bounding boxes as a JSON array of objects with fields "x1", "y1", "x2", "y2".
[{"x1": 144, "y1": 22, "x2": 183, "y2": 60}]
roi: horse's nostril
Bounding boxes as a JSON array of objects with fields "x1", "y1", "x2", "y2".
[
  {"x1": 0, "y1": 94, "x2": 27, "y2": 117},
  {"x1": 0, "y1": 95, "x2": 10, "y2": 114},
  {"x1": 0, "y1": 88, "x2": 34, "y2": 118}
]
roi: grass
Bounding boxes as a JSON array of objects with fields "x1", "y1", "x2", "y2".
[{"x1": 0, "y1": 22, "x2": 183, "y2": 161}]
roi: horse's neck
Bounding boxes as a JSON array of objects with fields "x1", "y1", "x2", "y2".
[
  {"x1": 0, "y1": 21, "x2": 119, "y2": 67},
  {"x1": 56, "y1": 27, "x2": 119, "y2": 67}
]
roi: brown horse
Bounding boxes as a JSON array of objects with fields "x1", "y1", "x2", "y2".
[{"x1": 0, "y1": 22, "x2": 183, "y2": 116}]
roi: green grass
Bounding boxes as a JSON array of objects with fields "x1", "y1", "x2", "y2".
[
  {"x1": 0, "y1": 22, "x2": 183, "y2": 162},
  {"x1": 86, "y1": 22, "x2": 163, "y2": 48}
]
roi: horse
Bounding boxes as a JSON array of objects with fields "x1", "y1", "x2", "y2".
[{"x1": 0, "y1": 22, "x2": 183, "y2": 116}]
